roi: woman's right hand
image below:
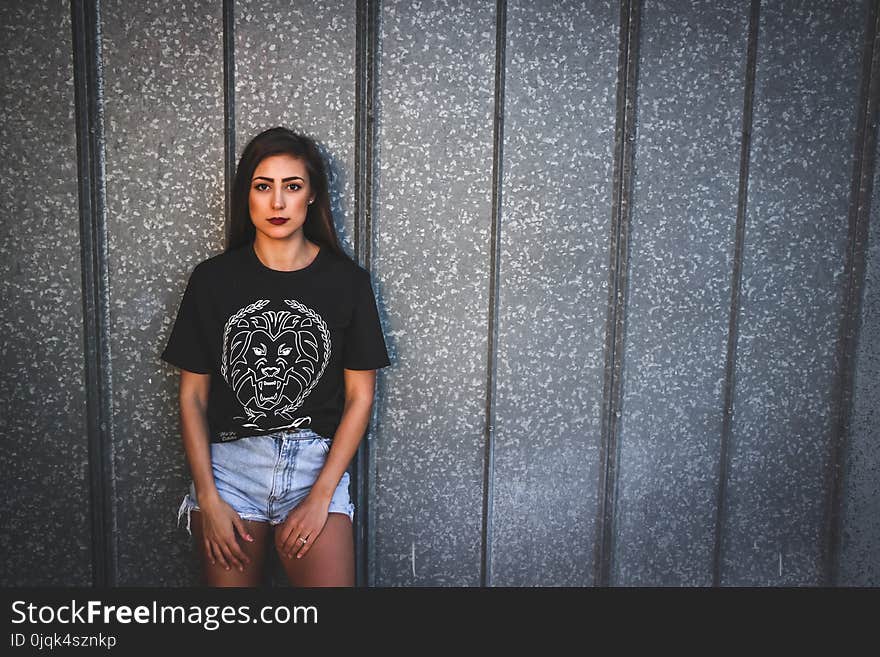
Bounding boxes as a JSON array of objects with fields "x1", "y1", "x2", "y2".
[{"x1": 198, "y1": 494, "x2": 254, "y2": 572}]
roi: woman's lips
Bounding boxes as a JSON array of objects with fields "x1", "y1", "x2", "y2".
[{"x1": 268, "y1": 217, "x2": 289, "y2": 225}]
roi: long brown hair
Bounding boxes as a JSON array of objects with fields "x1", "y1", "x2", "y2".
[{"x1": 225, "y1": 127, "x2": 351, "y2": 262}]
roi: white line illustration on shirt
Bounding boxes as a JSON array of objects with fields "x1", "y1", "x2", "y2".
[{"x1": 221, "y1": 299, "x2": 331, "y2": 431}]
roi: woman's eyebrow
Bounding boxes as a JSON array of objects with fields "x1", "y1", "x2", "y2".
[{"x1": 252, "y1": 175, "x2": 305, "y2": 182}]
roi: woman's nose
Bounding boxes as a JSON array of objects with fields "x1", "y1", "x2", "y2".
[{"x1": 272, "y1": 190, "x2": 285, "y2": 209}]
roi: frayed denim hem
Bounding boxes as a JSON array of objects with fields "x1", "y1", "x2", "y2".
[{"x1": 176, "y1": 494, "x2": 199, "y2": 536}]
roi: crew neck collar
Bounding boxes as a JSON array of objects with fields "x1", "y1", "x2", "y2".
[{"x1": 247, "y1": 241, "x2": 324, "y2": 276}]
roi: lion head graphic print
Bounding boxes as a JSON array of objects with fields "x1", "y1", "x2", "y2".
[{"x1": 220, "y1": 299, "x2": 331, "y2": 431}]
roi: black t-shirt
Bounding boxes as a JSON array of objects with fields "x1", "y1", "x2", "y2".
[{"x1": 160, "y1": 241, "x2": 391, "y2": 442}]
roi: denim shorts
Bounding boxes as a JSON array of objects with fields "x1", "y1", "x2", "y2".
[{"x1": 176, "y1": 428, "x2": 355, "y2": 535}]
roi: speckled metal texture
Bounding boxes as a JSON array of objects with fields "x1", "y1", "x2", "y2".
[
  {"x1": 372, "y1": 0, "x2": 496, "y2": 586},
  {"x1": 839, "y1": 111, "x2": 880, "y2": 586},
  {"x1": 490, "y1": 0, "x2": 618, "y2": 587},
  {"x1": 0, "y1": 1, "x2": 92, "y2": 585},
  {"x1": 101, "y1": 0, "x2": 225, "y2": 585},
  {"x1": 721, "y1": 0, "x2": 867, "y2": 585},
  {"x1": 613, "y1": 1, "x2": 748, "y2": 586},
  {"x1": 235, "y1": 0, "x2": 357, "y2": 253}
]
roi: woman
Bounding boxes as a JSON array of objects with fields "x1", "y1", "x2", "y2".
[{"x1": 162, "y1": 127, "x2": 391, "y2": 587}]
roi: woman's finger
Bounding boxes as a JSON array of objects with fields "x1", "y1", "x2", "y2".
[
  {"x1": 204, "y1": 539, "x2": 216, "y2": 567},
  {"x1": 210, "y1": 541, "x2": 229, "y2": 571},
  {"x1": 230, "y1": 519, "x2": 252, "y2": 566},
  {"x1": 281, "y1": 524, "x2": 302, "y2": 556},
  {"x1": 294, "y1": 532, "x2": 312, "y2": 559},
  {"x1": 233, "y1": 517, "x2": 254, "y2": 544},
  {"x1": 218, "y1": 541, "x2": 242, "y2": 571},
  {"x1": 227, "y1": 536, "x2": 251, "y2": 568},
  {"x1": 287, "y1": 529, "x2": 312, "y2": 559}
]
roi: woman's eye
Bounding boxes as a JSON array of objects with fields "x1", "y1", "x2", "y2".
[
  {"x1": 254, "y1": 183, "x2": 269, "y2": 191},
  {"x1": 286, "y1": 184, "x2": 301, "y2": 191}
]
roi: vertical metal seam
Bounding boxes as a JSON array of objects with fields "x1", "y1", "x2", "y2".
[
  {"x1": 223, "y1": 0, "x2": 236, "y2": 239},
  {"x1": 823, "y1": 0, "x2": 880, "y2": 587},
  {"x1": 355, "y1": 0, "x2": 380, "y2": 588},
  {"x1": 594, "y1": 0, "x2": 641, "y2": 588},
  {"x1": 71, "y1": 0, "x2": 116, "y2": 587},
  {"x1": 713, "y1": 0, "x2": 761, "y2": 589},
  {"x1": 480, "y1": 0, "x2": 507, "y2": 589}
]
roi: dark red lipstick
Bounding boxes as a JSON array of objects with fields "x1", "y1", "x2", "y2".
[{"x1": 267, "y1": 217, "x2": 289, "y2": 225}]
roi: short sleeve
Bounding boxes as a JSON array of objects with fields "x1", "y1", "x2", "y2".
[
  {"x1": 160, "y1": 264, "x2": 212, "y2": 374},
  {"x1": 343, "y1": 270, "x2": 391, "y2": 370}
]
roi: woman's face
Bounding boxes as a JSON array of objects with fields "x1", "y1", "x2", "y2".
[{"x1": 248, "y1": 154, "x2": 315, "y2": 243}]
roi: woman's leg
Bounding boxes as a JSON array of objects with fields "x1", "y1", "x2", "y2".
[
  {"x1": 276, "y1": 512, "x2": 354, "y2": 587},
  {"x1": 191, "y1": 509, "x2": 271, "y2": 587}
]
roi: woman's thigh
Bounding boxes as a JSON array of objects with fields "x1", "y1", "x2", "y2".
[
  {"x1": 191, "y1": 510, "x2": 272, "y2": 587},
  {"x1": 276, "y1": 512, "x2": 354, "y2": 587}
]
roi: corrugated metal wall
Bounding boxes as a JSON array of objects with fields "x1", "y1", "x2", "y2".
[{"x1": 1, "y1": 0, "x2": 877, "y2": 587}]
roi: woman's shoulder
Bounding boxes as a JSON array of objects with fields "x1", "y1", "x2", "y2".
[
  {"x1": 320, "y1": 246, "x2": 373, "y2": 281},
  {"x1": 190, "y1": 245, "x2": 248, "y2": 276}
]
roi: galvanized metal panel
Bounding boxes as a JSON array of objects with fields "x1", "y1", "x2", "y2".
[
  {"x1": 101, "y1": 0, "x2": 226, "y2": 585},
  {"x1": 0, "y1": 1, "x2": 91, "y2": 585},
  {"x1": 722, "y1": 0, "x2": 866, "y2": 585},
  {"x1": 613, "y1": 0, "x2": 749, "y2": 586},
  {"x1": 491, "y1": 0, "x2": 618, "y2": 587},
  {"x1": 839, "y1": 111, "x2": 880, "y2": 586},
  {"x1": 372, "y1": 0, "x2": 496, "y2": 586},
  {"x1": 235, "y1": 0, "x2": 357, "y2": 252}
]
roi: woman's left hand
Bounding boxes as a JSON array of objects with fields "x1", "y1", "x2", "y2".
[{"x1": 276, "y1": 494, "x2": 330, "y2": 559}]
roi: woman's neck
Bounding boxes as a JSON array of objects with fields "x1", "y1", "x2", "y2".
[{"x1": 253, "y1": 234, "x2": 319, "y2": 272}]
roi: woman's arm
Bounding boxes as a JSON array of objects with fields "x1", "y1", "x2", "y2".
[
  {"x1": 310, "y1": 368, "x2": 376, "y2": 500},
  {"x1": 276, "y1": 368, "x2": 376, "y2": 559},
  {"x1": 179, "y1": 370, "x2": 216, "y2": 504},
  {"x1": 179, "y1": 370, "x2": 253, "y2": 571}
]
